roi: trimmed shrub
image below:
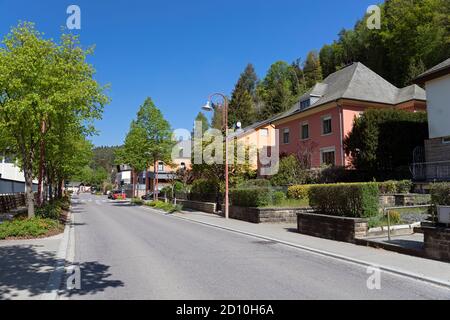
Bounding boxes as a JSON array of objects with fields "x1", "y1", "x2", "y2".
[
  {"x1": 131, "y1": 198, "x2": 144, "y2": 206},
  {"x1": 396, "y1": 180, "x2": 413, "y2": 194},
  {"x1": 36, "y1": 202, "x2": 62, "y2": 220},
  {"x1": 272, "y1": 191, "x2": 286, "y2": 205},
  {"x1": 378, "y1": 180, "x2": 397, "y2": 194},
  {"x1": 378, "y1": 180, "x2": 413, "y2": 194},
  {"x1": 238, "y1": 179, "x2": 271, "y2": 188},
  {"x1": 190, "y1": 179, "x2": 218, "y2": 202},
  {"x1": 230, "y1": 187, "x2": 272, "y2": 208},
  {"x1": 430, "y1": 183, "x2": 450, "y2": 206},
  {"x1": 308, "y1": 182, "x2": 379, "y2": 218},
  {"x1": 287, "y1": 185, "x2": 311, "y2": 200}
]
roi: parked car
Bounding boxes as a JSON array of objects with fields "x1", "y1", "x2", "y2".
[
  {"x1": 110, "y1": 190, "x2": 126, "y2": 200},
  {"x1": 141, "y1": 191, "x2": 160, "y2": 200}
]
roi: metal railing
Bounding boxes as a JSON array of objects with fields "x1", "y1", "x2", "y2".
[
  {"x1": 383, "y1": 204, "x2": 432, "y2": 241},
  {"x1": 411, "y1": 161, "x2": 450, "y2": 181}
]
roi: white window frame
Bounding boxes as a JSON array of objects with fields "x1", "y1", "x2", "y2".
[
  {"x1": 320, "y1": 146, "x2": 336, "y2": 166},
  {"x1": 321, "y1": 115, "x2": 332, "y2": 135},
  {"x1": 260, "y1": 128, "x2": 269, "y2": 137},
  {"x1": 158, "y1": 161, "x2": 164, "y2": 172}
]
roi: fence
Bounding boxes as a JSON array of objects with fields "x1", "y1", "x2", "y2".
[
  {"x1": 411, "y1": 161, "x2": 450, "y2": 181},
  {"x1": 0, "y1": 193, "x2": 27, "y2": 214}
]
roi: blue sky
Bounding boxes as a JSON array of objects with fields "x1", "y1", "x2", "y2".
[{"x1": 0, "y1": 0, "x2": 377, "y2": 146}]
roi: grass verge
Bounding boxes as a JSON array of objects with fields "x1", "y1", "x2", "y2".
[
  {"x1": 0, "y1": 217, "x2": 64, "y2": 240},
  {"x1": 145, "y1": 200, "x2": 182, "y2": 214}
]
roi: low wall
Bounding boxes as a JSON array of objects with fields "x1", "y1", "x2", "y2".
[
  {"x1": 422, "y1": 226, "x2": 450, "y2": 262},
  {"x1": 227, "y1": 206, "x2": 313, "y2": 224},
  {"x1": 297, "y1": 213, "x2": 368, "y2": 243},
  {"x1": 379, "y1": 194, "x2": 431, "y2": 207},
  {"x1": 177, "y1": 199, "x2": 217, "y2": 214}
]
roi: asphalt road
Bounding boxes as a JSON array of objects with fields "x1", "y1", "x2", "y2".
[{"x1": 65, "y1": 193, "x2": 450, "y2": 300}]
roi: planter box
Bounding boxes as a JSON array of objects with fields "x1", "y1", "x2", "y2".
[
  {"x1": 297, "y1": 212, "x2": 368, "y2": 243},
  {"x1": 437, "y1": 206, "x2": 450, "y2": 224},
  {"x1": 422, "y1": 225, "x2": 450, "y2": 262},
  {"x1": 177, "y1": 199, "x2": 217, "y2": 214}
]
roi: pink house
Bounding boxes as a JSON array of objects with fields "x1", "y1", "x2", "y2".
[{"x1": 271, "y1": 62, "x2": 427, "y2": 168}]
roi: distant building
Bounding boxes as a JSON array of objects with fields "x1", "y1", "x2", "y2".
[
  {"x1": 0, "y1": 156, "x2": 38, "y2": 193},
  {"x1": 413, "y1": 58, "x2": 450, "y2": 181}
]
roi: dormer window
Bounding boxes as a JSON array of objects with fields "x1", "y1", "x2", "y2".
[{"x1": 300, "y1": 99, "x2": 310, "y2": 110}]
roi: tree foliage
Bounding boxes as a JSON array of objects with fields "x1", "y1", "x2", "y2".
[
  {"x1": 344, "y1": 109, "x2": 428, "y2": 174},
  {"x1": 0, "y1": 22, "x2": 109, "y2": 217},
  {"x1": 228, "y1": 64, "x2": 258, "y2": 128},
  {"x1": 319, "y1": 0, "x2": 450, "y2": 87}
]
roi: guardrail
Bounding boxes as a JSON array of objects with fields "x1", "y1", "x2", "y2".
[{"x1": 383, "y1": 204, "x2": 432, "y2": 240}]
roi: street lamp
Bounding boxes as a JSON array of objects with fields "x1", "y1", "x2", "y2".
[{"x1": 201, "y1": 93, "x2": 229, "y2": 219}]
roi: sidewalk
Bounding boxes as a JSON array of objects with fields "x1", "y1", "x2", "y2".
[
  {"x1": 0, "y1": 234, "x2": 63, "y2": 300},
  {"x1": 173, "y1": 210, "x2": 450, "y2": 287}
]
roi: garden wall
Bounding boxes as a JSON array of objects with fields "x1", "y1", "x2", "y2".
[
  {"x1": 226, "y1": 206, "x2": 313, "y2": 224},
  {"x1": 422, "y1": 226, "x2": 450, "y2": 262},
  {"x1": 297, "y1": 213, "x2": 368, "y2": 243},
  {"x1": 379, "y1": 194, "x2": 431, "y2": 207},
  {"x1": 177, "y1": 199, "x2": 217, "y2": 214}
]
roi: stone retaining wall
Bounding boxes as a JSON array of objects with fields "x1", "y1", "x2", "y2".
[
  {"x1": 379, "y1": 194, "x2": 431, "y2": 207},
  {"x1": 297, "y1": 213, "x2": 368, "y2": 243},
  {"x1": 422, "y1": 226, "x2": 450, "y2": 262},
  {"x1": 226, "y1": 206, "x2": 313, "y2": 224},
  {"x1": 177, "y1": 199, "x2": 217, "y2": 214}
]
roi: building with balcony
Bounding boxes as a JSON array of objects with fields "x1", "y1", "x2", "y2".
[{"x1": 413, "y1": 58, "x2": 450, "y2": 181}]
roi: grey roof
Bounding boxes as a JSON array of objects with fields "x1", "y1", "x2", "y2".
[
  {"x1": 273, "y1": 62, "x2": 426, "y2": 122},
  {"x1": 396, "y1": 84, "x2": 426, "y2": 104},
  {"x1": 415, "y1": 58, "x2": 450, "y2": 81}
]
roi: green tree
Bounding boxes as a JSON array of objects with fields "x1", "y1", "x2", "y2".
[
  {"x1": 256, "y1": 61, "x2": 300, "y2": 120},
  {"x1": 0, "y1": 22, "x2": 108, "y2": 217},
  {"x1": 344, "y1": 109, "x2": 428, "y2": 178},
  {"x1": 135, "y1": 97, "x2": 174, "y2": 198},
  {"x1": 303, "y1": 51, "x2": 323, "y2": 88},
  {"x1": 228, "y1": 64, "x2": 258, "y2": 128}
]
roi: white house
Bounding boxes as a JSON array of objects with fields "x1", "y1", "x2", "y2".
[
  {"x1": 0, "y1": 156, "x2": 38, "y2": 193},
  {"x1": 414, "y1": 58, "x2": 450, "y2": 181}
]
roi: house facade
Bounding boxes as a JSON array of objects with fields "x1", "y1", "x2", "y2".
[
  {"x1": 413, "y1": 58, "x2": 450, "y2": 181},
  {"x1": 230, "y1": 119, "x2": 277, "y2": 174},
  {"x1": 271, "y1": 62, "x2": 426, "y2": 168}
]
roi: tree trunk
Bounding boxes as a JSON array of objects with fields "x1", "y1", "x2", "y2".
[
  {"x1": 131, "y1": 169, "x2": 135, "y2": 199},
  {"x1": 37, "y1": 120, "x2": 46, "y2": 206},
  {"x1": 153, "y1": 161, "x2": 157, "y2": 201},
  {"x1": 24, "y1": 166, "x2": 35, "y2": 218},
  {"x1": 145, "y1": 169, "x2": 149, "y2": 194}
]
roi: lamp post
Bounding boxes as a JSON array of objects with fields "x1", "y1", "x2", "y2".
[{"x1": 202, "y1": 93, "x2": 229, "y2": 219}]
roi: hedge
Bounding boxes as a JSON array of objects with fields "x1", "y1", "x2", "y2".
[
  {"x1": 189, "y1": 179, "x2": 218, "y2": 202},
  {"x1": 287, "y1": 185, "x2": 311, "y2": 200},
  {"x1": 308, "y1": 182, "x2": 379, "y2": 218},
  {"x1": 230, "y1": 187, "x2": 272, "y2": 207},
  {"x1": 378, "y1": 180, "x2": 412, "y2": 194},
  {"x1": 430, "y1": 183, "x2": 450, "y2": 206}
]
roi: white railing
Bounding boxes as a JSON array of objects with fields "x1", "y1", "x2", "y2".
[{"x1": 411, "y1": 161, "x2": 450, "y2": 181}]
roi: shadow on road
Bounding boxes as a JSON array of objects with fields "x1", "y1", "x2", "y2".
[{"x1": 0, "y1": 245, "x2": 124, "y2": 300}]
